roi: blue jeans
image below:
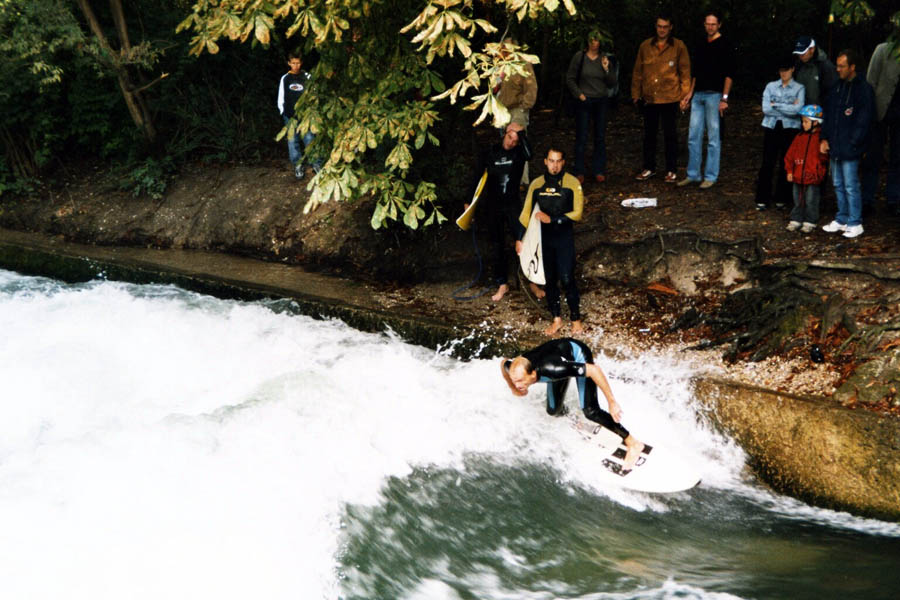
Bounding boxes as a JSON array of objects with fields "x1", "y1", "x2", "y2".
[
  {"x1": 283, "y1": 116, "x2": 315, "y2": 167},
  {"x1": 686, "y1": 92, "x2": 721, "y2": 182},
  {"x1": 790, "y1": 183, "x2": 821, "y2": 224},
  {"x1": 830, "y1": 158, "x2": 862, "y2": 226},
  {"x1": 573, "y1": 97, "x2": 609, "y2": 176}
]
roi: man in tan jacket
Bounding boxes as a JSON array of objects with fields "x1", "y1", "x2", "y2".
[
  {"x1": 497, "y1": 37, "x2": 538, "y2": 185},
  {"x1": 631, "y1": 14, "x2": 691, "y2": 183}
]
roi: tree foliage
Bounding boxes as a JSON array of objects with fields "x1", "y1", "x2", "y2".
[
  {"x1": 2, "y1": 0, "x2": 898, "y2": 219},
  {"x1": 178, "y1": 0, "x2": 575, "y2": 230}
]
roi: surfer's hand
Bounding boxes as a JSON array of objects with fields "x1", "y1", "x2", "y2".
[
  {"x1": 536, "y1": 211, "x2": 551, "y2": 224},
  {"x1": 463, "y1": 203, "x2": 469, "y2": 210},
  {"x1": 608, "y1": 400, "x2": 623, "y2": 422},
  {"x1": 515, "y1": 240, "x2": 523, "y2": 255}
]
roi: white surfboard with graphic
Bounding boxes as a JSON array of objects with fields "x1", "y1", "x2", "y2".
[
  {"x1": 519, "y1": 202, "x2": 545, "y2": 285},
  {"x1": 570, "y1": 413, "x2": 701, "y2": 493}
]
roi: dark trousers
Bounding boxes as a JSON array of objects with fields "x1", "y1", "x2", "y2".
[
  {"x1": 861, "y1": 119, "x2": 900, "y2": 210},
  {"x1": 642, "y1": 102, "x2": 678, "y2": 172},
  {"x1": 574, "y1": 97, "x2": 609, "y2": 176},
  {"x1": 488, "y1": 208, "x2": 517, "y2": 285},
  {"x1": 543, "y1": 230, "x2": 580, "y2": 320},
  {"x1": 755, "y1": 122, "x2": 797, "y2": 207}
]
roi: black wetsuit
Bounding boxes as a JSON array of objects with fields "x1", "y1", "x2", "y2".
[
  {"x1": 521, "y1": 338, "x2": 630, "y2": 440},
  {"x1": 518, "y1": 171, "x2": 583, "y2": 320},
  {"x1": 471, "y1": 134, "x2": 532, "y2": 285}
]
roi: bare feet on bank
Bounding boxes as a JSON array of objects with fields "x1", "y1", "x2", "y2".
[
  {"x1": 491, "y1": 284, "x2": 509, "y2": 302},
  {"x1": 622, "y1": 435, "x2": 645, "y2": 471},
  {"x1": 543, "y1": 318, "x2": 583, "y2": 336},
  {"x1": 529, "y1": 282, "x2": 546, "y2": 299},
  {"x1": 543, "y1": 317, "x2": 563, "y2": 336}
]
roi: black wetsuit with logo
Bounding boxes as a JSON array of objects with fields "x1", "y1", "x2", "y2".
[
  {"x1": 470, "y1": 134, "x2": 532, "y2": 285},
  {"x1": 521, "y1": 338, "x2": 630, "y2": 439}
]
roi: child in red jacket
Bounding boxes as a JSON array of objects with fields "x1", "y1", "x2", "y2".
[{"x1": 784, "y1": 104, "x2": 828, "y2": 232}]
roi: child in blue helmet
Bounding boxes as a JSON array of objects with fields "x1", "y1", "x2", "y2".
[{"x1": 784, "y1": 104, "x2": 828, "y2": 232}]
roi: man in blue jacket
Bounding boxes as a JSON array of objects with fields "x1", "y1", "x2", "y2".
[{"x1": 820, "y1": 49, "x2": 875, "y2": 239}]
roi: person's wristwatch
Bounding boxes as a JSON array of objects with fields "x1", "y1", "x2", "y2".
[{"x1": 722, "y1": 94, "x2": 729, "y2": 103}]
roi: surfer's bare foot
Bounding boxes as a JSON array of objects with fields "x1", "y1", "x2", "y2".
[
  {"x1": 491, "y1": 284, "x2": 509, "y2": 302},
  {"x1": 571, "y1": 320, "x2": 584, "y2": 335},
  {"x1": 543, "y1": 317, "x2": 563, "y2": 336},
  {"x1": 529, "y1": 282, "x2": 546, "y2": 299},
  {"x1": 622, "y1": 436, "x2": 645, "y2": 471}
]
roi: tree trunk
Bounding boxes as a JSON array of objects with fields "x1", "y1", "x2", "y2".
[
  {"x1": 74, "y1": 0, "x2": 157, "y2": 143},
  {"x1": 1, "y1": 126, "x2": 39, "y2": 178}
]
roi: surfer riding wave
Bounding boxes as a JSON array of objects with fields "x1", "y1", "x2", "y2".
[{"x1": 501, "y1": 338, "x2": 645, "y2": 470}]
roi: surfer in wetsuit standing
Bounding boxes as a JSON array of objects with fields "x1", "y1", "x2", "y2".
[
  {"x1": 469, "y1": 122, "x2": 532, "y2": 301},
  {"x1": 516, "y1": 147, "x2": 584, "y2": 335},
  {"x1": 501, "y1": 337, "x2": 645, "y2": 470}
]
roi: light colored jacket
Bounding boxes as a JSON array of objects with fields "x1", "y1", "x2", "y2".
[
  {"x1": 867, "y1": 41, "x2": 900, "y2": 122},
  {"x1": 761, "y1": 79, "x2": 805, "y2": 129},
  {"x1": 631, "y1": 36, "x2": 691, "y2": 104}
]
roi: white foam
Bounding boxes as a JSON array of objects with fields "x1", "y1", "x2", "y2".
[{"x1": 0, "y1": 272, "x2": 893, "y2": 600}]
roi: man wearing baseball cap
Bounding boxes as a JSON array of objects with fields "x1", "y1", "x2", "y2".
[{"x1": 792, "y1": 36, "x2": 838, "y2": 106}]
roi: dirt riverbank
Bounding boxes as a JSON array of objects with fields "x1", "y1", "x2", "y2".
[{"x1": 3, "y1": 99, "x2": 897, "y2": 411}]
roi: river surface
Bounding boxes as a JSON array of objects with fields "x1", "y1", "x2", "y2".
[{"x1": 1, "y1": 270, "x2": 899, "y2": 599}]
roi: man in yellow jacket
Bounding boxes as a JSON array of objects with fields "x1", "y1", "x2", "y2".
[{"x1": 631, "y1": 14, "x2": 691, "y2": 183}]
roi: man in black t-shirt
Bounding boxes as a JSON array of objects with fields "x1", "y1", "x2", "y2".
[
  {"x1": 678, "y1": 11, "x2": 735, "y2": 189},
  {"x1": 501, "y1": 338, "x2": 645, "y2": 469}
]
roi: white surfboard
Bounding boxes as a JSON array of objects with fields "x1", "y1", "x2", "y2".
[
  {"x1": 519, "y1": 202, "x2": 545, "y2": 285},
  {"x1": 570, "y1": 413, "x2": 701, "y2": 493}
]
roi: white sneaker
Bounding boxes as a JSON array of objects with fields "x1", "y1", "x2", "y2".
[
  {"x1": 822, "y1": 220, "x2": 846, "y2": 233},
  {"x1": 842, "y1": 224, "x2": 864, "y2": 238},
  {"x1": 786, "y1": 221, "x2": 801, "y2": 231},
  {"x1": 801, "y1": 222, "x2": 816, "y2": 233}
]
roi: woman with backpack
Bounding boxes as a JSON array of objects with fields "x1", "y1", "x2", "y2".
[{"x1": 566, "y1": 30, "x2": 618, "y2": 184}]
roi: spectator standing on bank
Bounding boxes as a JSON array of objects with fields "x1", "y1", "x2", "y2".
[
  {"x1": 496, "y1": 37, "x2": 538, "y2": 186},
  {"x1": 784, "y1": 104, "x2": 828, "y2": 232},
  {"x1": 277, "y1": 52, "x2": 316, "y2": 180},
  {"x1": 793, "y1": 36, "x2": 838, "y2": 106},
  {"x1": 566, "y1": 30, "x2": 618, "y2": 185},
  {"x1": 754, "y1": 57, "x2": 805, "y2": 210},
  {"x1": 821, "y1": 49, "x2": 875, "y2": 239},
  {"x1": 860, "y1": 32, "x2": 900, "y2": 218},
  {"x1": 631, "y1": 14, "x2": 691, "y2": 183},
  {"x1": 677, "y1": 11, "x2": 735, "y2": 190}
]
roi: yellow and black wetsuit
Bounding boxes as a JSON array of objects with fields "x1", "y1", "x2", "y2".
[{"x1": 518, "y1": 171, "x2": 584, "y2": 320}]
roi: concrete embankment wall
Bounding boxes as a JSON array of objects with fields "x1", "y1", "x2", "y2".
[
  {"x1": 1, "y1": 228, "x2": 898, "y2": 521},
  {"x1": 694, "y1": 378, "x2": 900, "y2": 521}
]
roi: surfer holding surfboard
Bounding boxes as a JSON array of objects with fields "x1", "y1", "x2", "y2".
[
  {"x1": 463, "y1": 122, "x2": 532, "y2": 302},
  {"x1": 501, "y1": 338, "x2": 646, "y2": 470},
  {"x1": 516, "y1": 147, "x2": 585, "y2": 335}
]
